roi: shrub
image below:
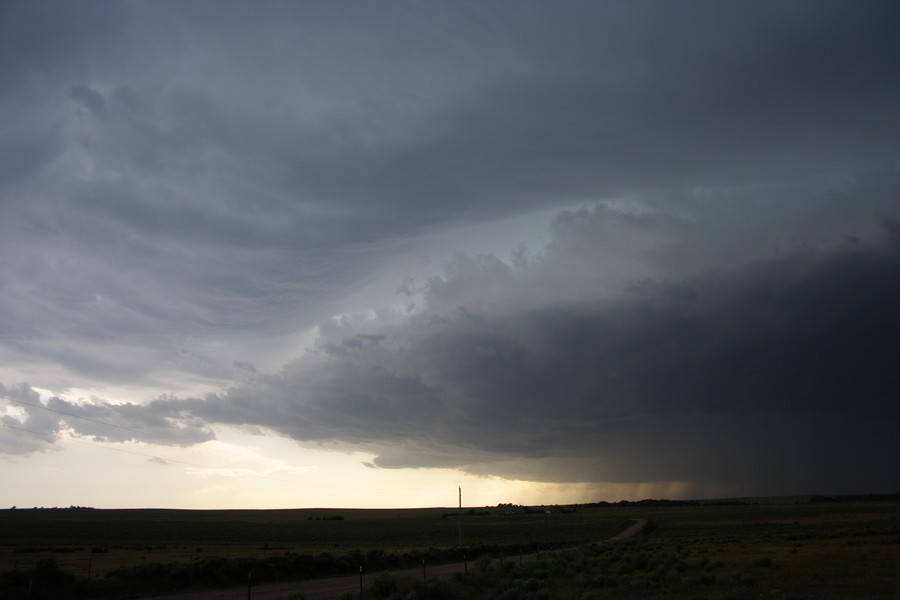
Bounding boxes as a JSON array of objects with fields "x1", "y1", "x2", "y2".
[
  {"x1": 367, "y1": 572, "x2": 397, "y2": 597},
  {"x1": 475, "y1": 556, "x2": 493, "y2": 572},
  {"x1": 35, "y1": 559, "x2": 63, "y2": 584},
  {"x1": 412, "y1": 579, "x2": 454, "y2": 600}
]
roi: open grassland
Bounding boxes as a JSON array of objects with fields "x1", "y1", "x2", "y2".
[
  {"x1": 0, "y1": 505, "x2": 626, "y2": 598},
  {"x1": 2, "y1": 498, "x2": 899, "y2": 599},
  {"x1": 356, "y1": 499, "x2": 900, "y2": 600},
  {"x1": 0, "y1": 506, "x2": 622, "y2": 565}
]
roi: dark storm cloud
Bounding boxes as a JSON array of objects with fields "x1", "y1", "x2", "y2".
[
  {"x1": 0, "y1": 120, "x2": 65, "y2": 187},
  {"x1": 1, "y1": 1, "x2": 899, "y2": 495},
  {"x1": 69, "y1": 85, "x2": 107, "y2": 118},
  {"x1": 142, "y1": 206, "x2": 900, "y2": 495},
  {"x1": 295, "y1": 0, "x2": 900, "y2": 221}
]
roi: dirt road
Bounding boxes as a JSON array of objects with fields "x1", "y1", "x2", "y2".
[
  {"x1": 605, "y1": 518, "x2": 648, "y2": 541},
  {"x1": 141, "y1": 519, "x2": 648, "y2": 600}
]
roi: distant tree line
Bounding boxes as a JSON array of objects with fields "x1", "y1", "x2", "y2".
[
  {"x1": 493, "y1": 504, "x2": 576, "y2": 515},
  {"x1": 583, "y1": 498, "x2": 757, "y2": 507},
  {"x1": 442, "y1": 509, "x2": 489, "y2": 518},
  {"x1": 8, "y1": 506, "x2": 95, "y2": 511},
  {"x1": 809, "y1": 493, "x2": 900, "y2": 504}
]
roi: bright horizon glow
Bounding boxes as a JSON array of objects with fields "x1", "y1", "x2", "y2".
[{"x1": 3, "y1": 424, "x2": 727, "y2": 509}]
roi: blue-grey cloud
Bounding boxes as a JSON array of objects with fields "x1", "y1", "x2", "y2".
[
  {"x1": 1, "y1": 1, "x2": 899, "y2": 497},
  {"x1": 0, "y1": 383, "x2": 214, "y2": 456},
  {"x1": 0, "y1": 384, "x2": 63, "y2": 455},
  {"x1": 151, "y1": 204, "x2": 900, "y2": 496}
]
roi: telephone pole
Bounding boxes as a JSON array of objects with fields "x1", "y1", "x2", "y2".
[{"x1": 458, "y1": 486, "x2": 462, "y2": 546}]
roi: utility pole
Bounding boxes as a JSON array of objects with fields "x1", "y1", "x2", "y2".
[
  {"x1": 545, "y1": 511, "x2": 550, "y2": 545},
  {"x1": 458, "y1": 486, "x2": 462, "y2": 546}
]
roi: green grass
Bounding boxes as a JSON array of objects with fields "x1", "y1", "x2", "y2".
[
  {"x1": 353, "y1": 499, "x2": 900, "y2": 600},
  {"x1": 0, "y1": 505, "x2": 621, "y2": 552},
  {"x1": 0, "y1": 505, "x2": 625, "y2": 598},
  {"x1": 2, "y1": 500, "x2": 899, "y2": 599}
]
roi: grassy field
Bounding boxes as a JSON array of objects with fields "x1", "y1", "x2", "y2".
[
  {"x1": 0, "y1": 504, "x2": 626, "y2": 597},
  {"x1": 1, "y1": 498, "x2": 898, "y2": 599},
  {"x1": 365, "y1": 498, "x2": 900, "y2": 600}
]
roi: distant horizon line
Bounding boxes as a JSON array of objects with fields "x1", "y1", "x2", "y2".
[{"x1": 8, "y1": 492, "x2": 899, "y2": 512}]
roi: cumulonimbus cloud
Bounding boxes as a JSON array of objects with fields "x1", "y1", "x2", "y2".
[
  {"x1": 142, "y1": 208, "x2": 900, "y2": 496},
  {"x1": 2, "y1": 2, "x2": 900, "y2": 500},
  {"x1": 4, "y1": 204, "x2": 899, "y2": 497}
]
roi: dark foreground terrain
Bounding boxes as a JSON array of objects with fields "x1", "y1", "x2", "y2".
[{"x1": 2, "y1": 496, "x2": 898, "y2": 599}]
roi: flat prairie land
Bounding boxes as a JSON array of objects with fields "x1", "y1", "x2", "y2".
[
  {"x1": 0, "y1": 505, "x2": 625, "y2": 580},
  {"x1": 449, "y1": 498, "x2": 900, "y2": 600},
  {"x1": 2, "y1": 498, "x2": 899, "y2": 599}
]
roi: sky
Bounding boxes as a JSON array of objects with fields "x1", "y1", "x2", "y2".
[{"x1": 1, "y1": 0, "x2": 899, "y2": 509}]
